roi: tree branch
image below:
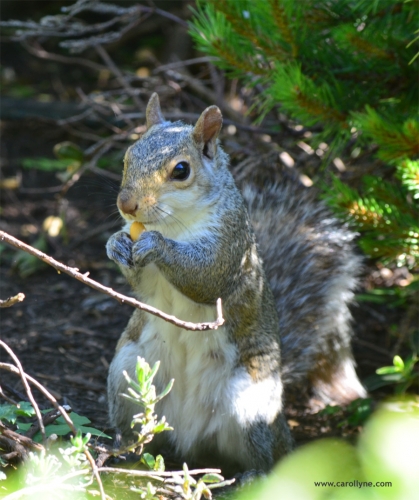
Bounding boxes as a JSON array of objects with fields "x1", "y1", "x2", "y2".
[
  {"x1": 0, "y1": 231, "x2": 224, "y2": 331},
  {"x1": 0, "y1": 293, "x2": 25, "y2": 308}
]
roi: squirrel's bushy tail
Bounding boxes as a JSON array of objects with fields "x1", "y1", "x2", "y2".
[{"x1": 241, "y1": 176, "x2": 366, "y2": 405}]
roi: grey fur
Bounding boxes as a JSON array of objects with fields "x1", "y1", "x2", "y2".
[
  {"x1": 241, "y1": 180, "x2": 365, "y2": 402},
  {"x1": 106, "y1": 95, "x2": 366, "y2": 473}
]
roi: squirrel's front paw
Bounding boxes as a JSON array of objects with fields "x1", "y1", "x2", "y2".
[
  {"x1": 132, "y1": 231, "x2": 164, "y2": 268},
  {"x1": 106, "y1": 231, "x2": 133, "y2": 268}
]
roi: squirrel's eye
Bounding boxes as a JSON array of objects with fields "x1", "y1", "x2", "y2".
[{"x1": 171, "y1": 161, "x2": 190, "y2": 181}]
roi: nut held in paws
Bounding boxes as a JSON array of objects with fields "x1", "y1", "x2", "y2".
[{"x1": 130, "y1": 221, "x2": 146, "y2": 241}]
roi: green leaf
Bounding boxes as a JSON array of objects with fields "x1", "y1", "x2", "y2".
[
  {"x1": 140, "y1": 453, "x2": 156, "y2": 470},
  {"x1": 364, "y1": 373, "x2": 397, "y2": 391},
  {"x1": 149, "y1": 360, "x2": 160, "y2": 381},
  {"x1": 393, "y1": 355, "x2": 405, "y2": 370},
  {"x1": 53, "y1": 141, "x2": 85, "y2": 162},
  {"x1": 56, "y1": 413, "x2": 91, "y2": 426},
  {"x1": 377, "y1": 373, "x2": 403, "y2": 383},
  {"x1": 154, "y1": 454, "x2": 165, "y2": 472},
  {"x1": 13, "y1": 235, "x2": 48, "y2": 278},
  {"x1": 15, "y1": 422, "x2": 32, "y2": 432},
  {"x1": 14, "y1": 402, "x2": 35, "y2": 417},
  {"x1": 201, "y1": 473, "x2": 225, "y2": 483},
  {"x1": 22, "y1": 157, "x2": 73, "y2": 171},
  {"x1": 404, "y1": 354, "x2": 418, "y2": 372},
  {"x1": 32, "y1": 424, "x2": 111, "y2": 442},
  {"x1": 345, "y1": 398, "x2": 373, "y2": 427},
  {"x1": 376, "y1": 366, "x2": 400, "y2": 375},
  {"x1": 319, "y1": 404, "x2": 342, "y2": 416},
  {"x1": 152, "y1": 421, "x2": 172, "y2": 434},
  {"x1": 29, "y1": 411, "x2": 111, "y2": 441},
  {"x1": 71, "y1": 426, "x2": 111, "y2": 439},
  {"x1": 157, "y1": 379, "x2": 174, "y2": 401},
  {"x1": 0, "y1": 402, "x2": 35, "y2": 424}
]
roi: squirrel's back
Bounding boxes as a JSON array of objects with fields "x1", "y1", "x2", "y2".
[{"x1": 240, "y1": 174, "x2": 365, "y2": 404}]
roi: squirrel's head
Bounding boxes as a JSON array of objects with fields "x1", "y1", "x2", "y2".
[{"x1": 117, "y1": 93, "x2": 225, "y2": 225}]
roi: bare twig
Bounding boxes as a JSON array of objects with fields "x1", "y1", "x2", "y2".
[
  {"x1": 0, "y1": 341, "x2": 46, "y2": 442},
  {"x1": 25, "y1": 408, "x2": 68, "y2": 439},
  {"x1": 162, "y1": 67, "x2": 246, "y2": 123},
  {"x1": 146, "y1": 5, "x2": 189, "y2": 28},
  {"x1": 0, "y1": 386, "x2": 18, "y2": 405},
  {"x1": 22, "y1": 40, "x2": 108, "y2": 72},
  {"x1": 153, "y1": 56, "x2": 220, "y2": 73},
  {"x1": 68, "y1": 220, "x2": 121, "y2": 250},
  {"x1": 95, "y1": 44, "x2": 142, "y2": 110},
  {"x1": 0, "y1": 231, "x2": 225, "y2": 331},
  {"x1": 0, "y1": 421, "x2": 44, "y2": 460},
  {"x1": 0, "y1": 382, "x2": 28, "y2": 404},
  {"x1": 85, "y1": 447, "x2": 106, "y2": 500},
  {"x1": 0, "y1": 293, "x2": 25, "y2": 308},
  {"x1": 97, "y1": 466, "x2": 222, "y2": 478},
  {"x1": 87, "y1": 164, "x2": 121, "y2": 181}
]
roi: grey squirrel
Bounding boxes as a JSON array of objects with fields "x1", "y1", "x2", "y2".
[{"x1": 106, "y1": 93, "x2": 366, "y2": 475}]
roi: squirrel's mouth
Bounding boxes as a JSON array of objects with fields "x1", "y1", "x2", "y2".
[
  {"x1": 119, "y1": 201, "x2": 172, "y2": 225},
  {"x1": 120, "y1": 213, "x2": 167, "y2": 225}
]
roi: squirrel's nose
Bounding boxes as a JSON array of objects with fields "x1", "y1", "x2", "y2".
[{"x1": 117, "y1": 191, "x2": 138, "y2": 216}]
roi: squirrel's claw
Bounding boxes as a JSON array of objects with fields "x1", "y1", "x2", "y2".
[
  {"x1": 106, "y1": 231, "x2": 133, "y2": 268},
  {"x1": 132, "y1": 230, "x2": 164, "y2": 268}
]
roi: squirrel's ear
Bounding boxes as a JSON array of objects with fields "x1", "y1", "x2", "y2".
[
  {"x1": 192, "y1": 106, "x2": 222, "y2": 159},
  {"x1": 146, "y1": 93, "x2": 165, "y2": 130}
]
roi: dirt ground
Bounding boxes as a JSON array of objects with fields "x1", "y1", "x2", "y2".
[{"x1": 0, "y1": 117, "x2": 406, "y2": 452}]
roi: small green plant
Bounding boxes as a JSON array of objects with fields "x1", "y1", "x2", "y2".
[
  {"x1": 20, "y1": 433, "x2": 93, "y2": 497},
  {"x1": 321, "y1": 398, "x2": 374, "y2": 428},
  {"x1": 119, "y1": 358, "x2": 234, "y2": 499},
  {"x1": 363, "y1": 353, "x2": 419, "y2": 394},
  {"x1": 375, "y1": 354, "x2": 418, "y2": 394},
  {"x1": 120, "y1": 357, "x2": 174, "y2": 456}
]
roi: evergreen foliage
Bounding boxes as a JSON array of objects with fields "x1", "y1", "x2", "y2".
[{"x1": 190, "y1": 0, "x2": 419, "y2": 269}]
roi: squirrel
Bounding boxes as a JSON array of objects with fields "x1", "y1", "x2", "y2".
[{"x1": 106, "y1": 93, "x2": 366, "y2": 475}]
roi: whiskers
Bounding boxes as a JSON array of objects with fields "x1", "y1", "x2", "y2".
[
  {"x1": 153, "y1": 205, "x2": 192, "y2": 238},
  {"x1": 103, "y1": 207, "x2": 123, "y2": 225}
]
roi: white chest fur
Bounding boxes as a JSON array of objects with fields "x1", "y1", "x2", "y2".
[{"x1": 135, "y1": 265, "x2": 238, "y2": 454}]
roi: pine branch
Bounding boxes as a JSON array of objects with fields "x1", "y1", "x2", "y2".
[
  {"x1": 353, "y1": 107, "x2": 419, "y2": 162},
  {"x1": 190, "y1": 3, "x2": 270, "y2": 76},
  {"x1": 324, "y1": 175, "x2": 419, "y2": 267},
  {"x1": 397, "y1": 160, "x2": 419, "y2": 199},
  {"x1": 271, "y1": 63, "x2": 348, "y2": 131},
  {"x1": 267, "y1": 0, "x2": 298, "y2": 58}
]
